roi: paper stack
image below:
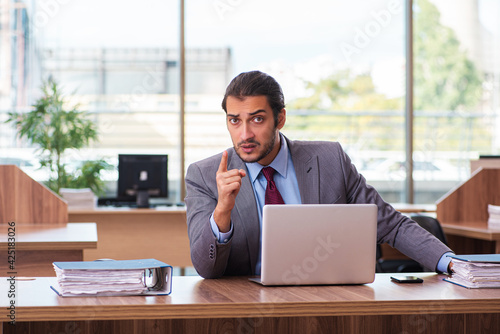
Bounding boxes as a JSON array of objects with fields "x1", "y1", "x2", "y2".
[
  {"x1": 488, "y1": 204, "x2": 500, "y2": 229},
  {"x1": 445, "y1": 254, "x2": 500, "y2": 288},
  {"x1": 60, "y1": 188, "x2": 97, "y2": 209},
  {"x1": 51, "y1": 259, "x2": 172, "y2": 297}
]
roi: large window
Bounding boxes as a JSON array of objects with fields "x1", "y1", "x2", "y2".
[
  {"x1": 186, "y1": 0, "x2": 407, "y2": 201},
  {"x1": 412, "y1": 0, "x2": 500, "y2": 203},
  {"x1": 1, "y1": 0, "x2": 183, "y2": 202},
  {"x1": 0, "y1": 0, "x2": 499, "y2": 205}
]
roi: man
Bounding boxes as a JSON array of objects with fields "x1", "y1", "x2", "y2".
[{"x1": 185, "y1": 70, "x2": 453, "y2": 279}]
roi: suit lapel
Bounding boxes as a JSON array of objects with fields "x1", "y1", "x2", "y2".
[
  {"x1": 228, "y1": 149, "x2": 260, "y2": 273},
  {"x1": 287, "y1": 138, "x2": 320, "y2": 204}
]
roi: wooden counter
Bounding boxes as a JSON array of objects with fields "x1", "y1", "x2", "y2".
[
  {"x1": 0, "y1": 223, "x2": 97, "y2": 276},
  {"x1": 441, "y1": 221, "x2": 500, "y2": 254},
  {"x1": 392, "y1": 203, "x2": 436, "y2": 213}
]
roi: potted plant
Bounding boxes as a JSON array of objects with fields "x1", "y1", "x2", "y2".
[{"x1": 6, "y1": 77, "x2": 110, "y2": 196}]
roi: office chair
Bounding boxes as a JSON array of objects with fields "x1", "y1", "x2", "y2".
[
  {"x1": 409, "y1": 214, "x2": 448, "y2": 245},
  {"x1": 376, "y1": 214, "x2": 448, "y2": 273}
]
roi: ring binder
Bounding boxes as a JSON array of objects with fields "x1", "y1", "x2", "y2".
[{"x1": 51, "y1": 258, "x2": 173, "y2": 296}]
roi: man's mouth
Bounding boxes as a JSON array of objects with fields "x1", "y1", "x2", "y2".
[{"x1": 239, "y1": 142, "x2": 258, "y2": 154}]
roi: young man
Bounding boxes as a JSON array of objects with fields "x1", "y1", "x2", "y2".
[{"x1": 185, "y1": 70, "x2": 453, "y2": 279}]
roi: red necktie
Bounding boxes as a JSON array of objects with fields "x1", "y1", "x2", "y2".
[{"x1": 262, "y1": 167, "x2": 285, "y2": 205}]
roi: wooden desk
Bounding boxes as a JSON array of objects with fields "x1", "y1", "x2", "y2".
[
  {"x1": 392, "y1": 203, "x2": 436, "y2": 213},
  {"x1": 2, "y1": 273, "x2": 500, "y2": 333},
  {"x1": 441, "y1": 221, "x2": 500, "y2": 254},
  {"x1": 0, "y1": 223, "x2": 97, "y2": 276},
  {"x1": 68, "y1": 207, "x2": 191, "y2": 268}
]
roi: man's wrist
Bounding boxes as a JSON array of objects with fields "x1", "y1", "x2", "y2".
[
  {"x1": 437, "y1": 252, "x2": 454, "y2": 274},
  {"x1": 210, "y1": 213, "x2": 233, "y2": 244},
  {"x1": 213, "y1": 207, "x2": 232, "y2": 232}
]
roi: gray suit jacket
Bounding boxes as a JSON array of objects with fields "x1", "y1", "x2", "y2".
[{"x1": 185, "y1": 136, "x2": 452, "y2": 278}]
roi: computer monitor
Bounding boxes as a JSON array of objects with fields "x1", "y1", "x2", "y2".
[
  {"x1": 479, "y1": 155, "x2": 500, "y2": 159},
  {"x1": 117, "y1": 154, "x2": 168, "y2": 208}
]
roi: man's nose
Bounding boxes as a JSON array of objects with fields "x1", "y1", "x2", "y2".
[{"x1": 241, "y1": 123, "x2": 254, "y2": 141}]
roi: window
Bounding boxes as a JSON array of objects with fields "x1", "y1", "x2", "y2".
[
  {"x1": 1, "y1": 0, "x2": 498, "y2": 205},
  {"x1": 413, "y1": 0, "x2": 500, "y2": 203},
  {"x1": 186, "y1": 0, "x2": 406, "y2": 202}
]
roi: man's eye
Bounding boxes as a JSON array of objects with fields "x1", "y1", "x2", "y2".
[
  {"x1": 254, "y1": 116, "x2": 263, "y2": 123},
  {"x1": 229, "y1": 118, "x2": 239, "y2": 124}
]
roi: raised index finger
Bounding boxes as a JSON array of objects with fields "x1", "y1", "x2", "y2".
[{"x1": 218, "y1": 150, "x2": 228, "y2": 173}]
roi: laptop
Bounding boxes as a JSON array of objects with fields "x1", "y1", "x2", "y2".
[{"x1": 250, "y1": 204, "x2": 377, "y2": 286}]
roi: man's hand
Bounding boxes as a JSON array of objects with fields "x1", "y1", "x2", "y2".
[{"x1": 213, "y1": 151, "x2": 246, "y2": 232}]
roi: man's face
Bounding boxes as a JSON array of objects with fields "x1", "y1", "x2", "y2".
[{"x1": 225, "y1": 95, "x2": 285, "y2": 166}]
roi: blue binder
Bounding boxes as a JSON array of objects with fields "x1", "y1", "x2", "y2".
[
  {"x1": 51, "y1": 258, "x2": 173, "y2": 297},
  {"x1": 447, "y1": 254, "x2": 500, "y2": 263},
  {"x1": 444, "y1": 254, "x2": 500, "y2": 289}
]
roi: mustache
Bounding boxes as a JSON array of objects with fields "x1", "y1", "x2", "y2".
[{"x1": 238, "y1": 139, "x2": 260, "y2": 146}]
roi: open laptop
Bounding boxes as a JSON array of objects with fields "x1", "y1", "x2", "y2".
[{"x1": 249, "y1": 204, "x2": 377, "y2": 286}]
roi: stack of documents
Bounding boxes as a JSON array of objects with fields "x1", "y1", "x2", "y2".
[
  {"x1": 60, "y1": 188, "x2": 97, "y2": 209},
  {"x1": 51, "y1": 259, "x2": 172, "y2": 296},
  {"x1": 445, "y1": 254, "x2": 500, "y2": 288},
  {"x1": 488, "y1": 204, "x2": 500, "y2": 229}
]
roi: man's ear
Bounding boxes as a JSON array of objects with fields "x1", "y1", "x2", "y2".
[{"x1": 277, "y1": 109, "x2": 286, "y2": 129}]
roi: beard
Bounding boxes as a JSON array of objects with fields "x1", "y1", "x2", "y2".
[{"x1": 234, "y1": 134, "x2": 277, "y2": 164}]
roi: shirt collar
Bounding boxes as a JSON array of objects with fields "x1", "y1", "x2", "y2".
[{"x1": 246, "y1": 133, "x2": 288, "y2": 183}]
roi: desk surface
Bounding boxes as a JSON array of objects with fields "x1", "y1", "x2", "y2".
[
  {"x1": 69, "y1": 207, "x2": 186, "y2": 215},
  {"x1": 0, "y1": 223, "x2": 97, "y2": 277},
  {"x1": 2, "y1": 273, "x2": 500, "y2": 323},
  {"x1": 392, "y1": 203, "x2": 436, "y2": 213},
  {"x1": 0, "y1": 222, "x2": 97, "y2": 251},
  {"x1": 441, "y1": 221, "x2": 500, "y2": 241}
]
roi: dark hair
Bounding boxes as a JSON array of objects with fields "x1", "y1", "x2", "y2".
[{"x1": 221, "y1": 71, "x2": 285, "y2": 126}]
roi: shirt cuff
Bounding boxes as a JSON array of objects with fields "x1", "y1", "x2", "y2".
[
  {"x1": 210, "y1": 213, "x2": 233, "y2": 243},
  {"x1": 436, "y1": 251, "x2": 454, "y2": 273}
]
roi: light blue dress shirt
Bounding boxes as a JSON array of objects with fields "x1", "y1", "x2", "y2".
[{"x1": 437, "y1": 251, "x2": 453, "y2": 273}]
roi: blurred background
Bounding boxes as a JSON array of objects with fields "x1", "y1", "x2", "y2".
[{"x1": 1, "y1": 0, "x2": 499, "y2": 205}]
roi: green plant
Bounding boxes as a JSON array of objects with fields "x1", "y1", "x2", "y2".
[{"x1": 6, "y1": 78, "x2": 110, "y2": 195}]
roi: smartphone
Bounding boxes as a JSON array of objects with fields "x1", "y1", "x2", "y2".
[{"x1": 390, "y1": 275, "x2": 424, "y2": 283}]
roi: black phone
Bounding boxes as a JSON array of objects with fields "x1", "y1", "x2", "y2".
[{"x1": 390, "y1": 275, "x2": 424, "y2": 283}]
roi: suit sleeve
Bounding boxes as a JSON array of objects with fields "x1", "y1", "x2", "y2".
[
  {"x1": 185, "y1": 162, "x2": 232, "y2": 278},
  {"x1": 335, "y1": 144, "x2": 453, "y2": 271}
]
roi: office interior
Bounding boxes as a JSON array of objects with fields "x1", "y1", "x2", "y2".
[
  {"x1": 2, "y1": 0, "x2": 500, "y2": 204},
  {"x1": 0, "y1": 0, "x2": 499, "y2": 274},
  {"x1": 1, "y1": 0, "x2": 500, "y2": 268},
  {"x1": 2, "y1": 1, "x2": 500, "y2": 332},
  {"x1": 1, "y1": 0, "x2": 500, "y2": 251}
]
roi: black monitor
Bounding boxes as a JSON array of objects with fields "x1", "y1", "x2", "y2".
[
  {"x1": 479, "y1": 155, "x2": 500, "y2": 159},
  {"x1": 117, "y1": 154, "x2": 168, "y2": 208}
]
